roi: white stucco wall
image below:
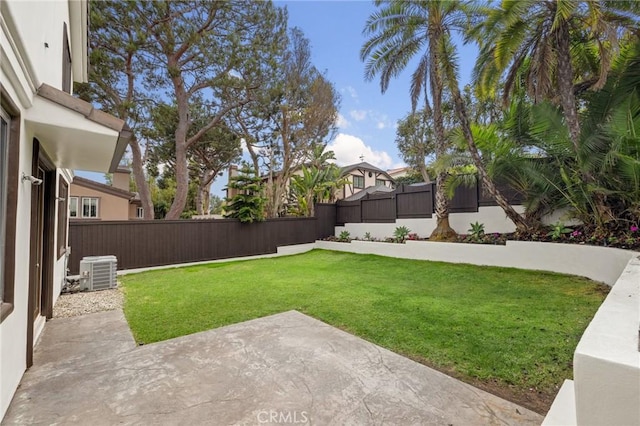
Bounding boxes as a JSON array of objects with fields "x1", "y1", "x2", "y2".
[
  {"x1": 0, "y1": 110, "x2": 35, "y2": 418},
  {"x1": 315, "y1": 240, "x2": 636, "y2": 286},
  {"x1": 336, "y1": 206, "x2": 583, "y2": 240},
  {"x1": 0, "y1": 1, "x2": 77, "y2": 419},
  {"x1": 3, "y1": 0, "x2": 71, "y2": 91},
  {"x1": 337, "y1": 206, "x2": 527, "y2": 239},
  {"x1": 573, "y1": 256, "x2": 640, "y2": 426}
]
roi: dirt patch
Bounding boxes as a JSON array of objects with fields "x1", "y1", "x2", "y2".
[{"x1": 402, "y1": 353, "x2": 552, "y2": 416}]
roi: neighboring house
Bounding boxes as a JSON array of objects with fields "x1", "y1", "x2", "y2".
[
  {"x1": 338, "y1": 162, "x2": 395, "y2": 201},
  {"x1": 386, "y1": 166, "x2": 412, "y2": 181},
  {"x1": 0, "y1": 0, "x2": 129, "y2": 420},
  {"x1": 226, "y1": 161, "x2": 397, "y2": 207},
  {"x1": 70, "y1": 169, "x2": 143, "y2": 220},
  {"x1": 341, "y1": 184, "x2": 395, "y2": 202}
]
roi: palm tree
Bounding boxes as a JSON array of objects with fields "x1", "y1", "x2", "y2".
[
  {"x1": 439, "y1": 35, "x2": 532, "y2": 231},
  {"x1": 473, "y1": 0, "x2": 640, "y2": 151},
  {"x1": 518, "y1": 41, "x2": 640, "y2": 231},
  {"x1": 290, "y1": 164, "x2": 346, "y2": 217},
  {"x1": 290, "y1": 148, "x2": 346, "y2": 217},
  {"x1": 361, "y1": 0, "x2": 458, "y2": 240},
  {"x1": 362, "y1": 0, "x2": 531, "y2": 234}
]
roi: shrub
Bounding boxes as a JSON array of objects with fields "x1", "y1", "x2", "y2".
[
  {"x1": 338, "y1": 230, "x2": 351, "y2": 242},
  {"x1": 546, "y1": 221, "x2": 572, "y2": 240},
  {"x1": 393, "y1": 226, "x2": 411, "y2": 243},
  {"x1": 468, "y1": 221, "x2": 485, "y2": 241}
]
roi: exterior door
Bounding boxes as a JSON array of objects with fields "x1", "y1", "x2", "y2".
[
  {"x1": 32, "y1": 166, "x2": 45, "y2": 321},
  {"x1": 27, "y1": 139, "x2": 55, "y2": 367}
]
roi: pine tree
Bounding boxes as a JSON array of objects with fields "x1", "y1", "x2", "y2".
[{"x1": 224, "y1": 164, "x2": 266, "y2": 223}]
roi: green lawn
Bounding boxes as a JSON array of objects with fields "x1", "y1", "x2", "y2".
[{"x1": 121, "y1": 249, "x2": 607, "y2": 412}]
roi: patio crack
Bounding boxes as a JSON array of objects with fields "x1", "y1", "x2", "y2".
[
  {"x1": 362, "y1": 395, "x2": 375, "y2": 420},
  {"x1": 298, "y1": 358, "x2": 316, "y2": 419}
]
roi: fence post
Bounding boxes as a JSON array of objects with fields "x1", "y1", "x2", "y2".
[{"x1": 393, "y1": 186, "x2": 399, "y2": 220}]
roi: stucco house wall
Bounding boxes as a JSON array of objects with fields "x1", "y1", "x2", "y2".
[
  {"x1": 0, "y1": 1, "x2": 128, "y2": 419},
  {"x1": 338, "y1": 162, "x2": 394, "y2": 200},
  {"x1": 70, "y1": 171, "x2": 141, "y2": 221},
  {"x1": 70, "y1": 184, "x2": 130, "y2": 220},
  {"x1": 0, "y1": 1, "x2": 76, "y2": 416}
]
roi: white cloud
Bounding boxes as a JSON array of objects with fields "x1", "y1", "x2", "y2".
[
  {"x1": 326, "y1": 133, "x2": 394, "y2": 169},
  {"x1": 335, "y1": 113, "x2": 350, "y2": 129},
  {"x1": 376, "y1": 122, "x2": 386, "y2": 129},
  {"x1": 342, "y1": 86, "x2": 358, "y2": 101},
  {"x1": 240, "y1": 138, "x2": 249, "y2": 155},
  {"x1": 350, "y1": 109, "x2": 367, "y2": 121}
]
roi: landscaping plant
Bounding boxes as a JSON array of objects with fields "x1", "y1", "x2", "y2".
[
  {"x1": 467, "y1": 221, "x2": 485, "y2": 241},
  {"x1": 547, "y1": 221, "x2": 573, "y2": 240},
  {"x1": 338, "y1": 230, "x2": 351, "y2": 242},
  {"x1": 393, "y1": 225, "x2": 411, "y2": 243}
]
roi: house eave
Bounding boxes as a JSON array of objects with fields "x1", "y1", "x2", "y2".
[
  {"x1": 25, "y1": 83, "x2": 130, "y2": 173},
  {"x1": 72, "y1": 176, "x2": 137, "y2": 200}
]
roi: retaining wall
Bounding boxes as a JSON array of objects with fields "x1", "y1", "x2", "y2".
[{"x1": 315, "y1": 239, "x2": 635, "y2": 285}]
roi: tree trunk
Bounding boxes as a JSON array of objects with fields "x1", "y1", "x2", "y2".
[
  {"x1": 165, "y1": 131, "x2": 189, "y2": 220},
  {"x1": 557, "y1": 20, "x2": 611, "y2": 226},
  {"x1": 196, "y1": 187, "x2": 204, "y2": 216},
  {"x1": 427, "y1": 25, "x2": 456, "y2": 241},
  {"x1": 308, "y1": 195, "x2": 315, "y2": 217},
  {"x1": 431, "y1": 173, "x2": 458, "y2": 240},
  {"x1": 449, "y1": 80, "x2": 531, "y2": 232},
  {"x1": 129, "y1": 137, "x2": 154, "y2": 219},
  {"x1": 418, "y1": 158, "x2": 431, "y2": 183},
  {"x1": 196, "y1": 170, "x2": 215, "y2": 215},
  {"x1": 556, "y1": 20, "x2": 581, "y2": 151},
  {"x1": 165, "y1": 56, "x2": 190, "y2": 220},
  {"x1": 196, "y1": 185, "x2": 211, "y2": 216}
]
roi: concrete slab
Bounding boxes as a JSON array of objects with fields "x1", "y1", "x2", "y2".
[{"x1": 3, "y1": 310, "x2": 542, "y2": 425}]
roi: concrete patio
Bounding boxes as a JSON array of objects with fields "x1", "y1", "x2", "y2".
[{"x1": 3, "y1": 310, "x2": 542, "y2": 425}]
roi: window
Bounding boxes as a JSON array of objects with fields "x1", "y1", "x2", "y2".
[
  {"x1": 353, "y1": 175, "x2": 364, "y2": 189},
  {"x1": 62, "y1": 23, "x2": 72, "y2": 93},
  {"x1": 81, "y1": 197, "x2": 99, "y2": 218},
  {"x1": 0, "y1": 109, "x2": 8, "y2": 303},
  {"x1": 376, "y1": 179, "x2": 386, "y2": 187},
  {"x1": 57, "y1": 181, "x2": 68, "y2": 258},
  {"x1": 136, "y1": 207, "x2": 144, "y2": 218},
  {"x1": 1, "y1": 97, "x2": 18, "y2": 322},
  {"x1": 69, "y1": 197, "x2": 78, "y2": 217}
]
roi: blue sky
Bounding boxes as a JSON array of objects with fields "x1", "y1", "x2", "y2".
[
  {"x1": 281, "y1": 0, "x2": 477, "y2": 171},
  {"x1": 78, "y1": 0, "x2": 478, "y2": 199}
]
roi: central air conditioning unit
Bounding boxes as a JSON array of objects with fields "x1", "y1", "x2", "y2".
[{"x1": 79, "y1": 255, "x2": 118, "y2": 291}]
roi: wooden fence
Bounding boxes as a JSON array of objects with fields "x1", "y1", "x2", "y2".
[
  {"x1": 336, "y1": 182, "x2": 522, "y2": 225},
  {"x1": 68, "y1": 203, "x2": 336, "y2": 274}
]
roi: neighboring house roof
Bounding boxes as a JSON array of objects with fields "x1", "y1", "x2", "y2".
[
  {"x1": 386, "y1": 166, "x2": 409, "y2": 174},
  {"x1": 342, "y1": 184, "x2": 395, "y2": 201},
  {"x1": 386, "y1": 166, "x2": 413, "y2": 179},
  {"x1": 340, "y1": 161, "x2": 395, "y2": 181},
  {"x1": 72, "y1": 176, "x2": 138, "y2": 201}
]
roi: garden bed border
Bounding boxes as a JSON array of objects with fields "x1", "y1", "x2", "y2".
[{"x1": 315, "y1": 239, "x2": 636, "y2": 285}]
